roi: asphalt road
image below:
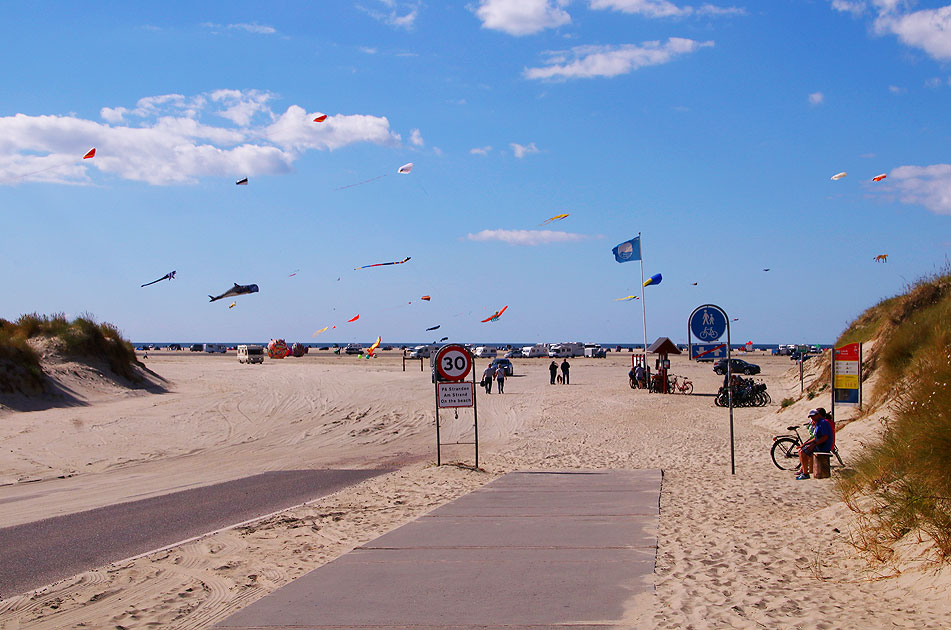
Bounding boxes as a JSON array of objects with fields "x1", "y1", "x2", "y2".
[{"x1": 0, "y1": 469, "x2": 390, "y2": 598}]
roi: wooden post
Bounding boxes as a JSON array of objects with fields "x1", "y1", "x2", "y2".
[{"x1": 814, "y1": 453, "x2": 832, "y2": 479}]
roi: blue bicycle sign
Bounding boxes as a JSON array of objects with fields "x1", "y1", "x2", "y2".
[{"x1": 690, "y1": 306, "x2": 727, "y2": 342}]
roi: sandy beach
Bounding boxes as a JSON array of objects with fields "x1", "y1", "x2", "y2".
[{"x1": 1, "y1": 350, "x2": 949, "y2": 629}]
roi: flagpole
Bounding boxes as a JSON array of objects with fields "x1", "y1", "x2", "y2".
[{"x1": 639, "y1": 232, "x2": 648, "y2": 359}]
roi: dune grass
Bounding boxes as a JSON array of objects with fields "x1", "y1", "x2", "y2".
[
  {"x1": 838, "y1": 269, "x2": 951, "y2": 559},
  {"x1": 0, "y1": 313, "x2": 140, "y2": 383}
]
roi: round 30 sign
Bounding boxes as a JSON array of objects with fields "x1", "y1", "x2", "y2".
[{"x1": 435, "y1": 344, "x2": 472, "y2": 381}]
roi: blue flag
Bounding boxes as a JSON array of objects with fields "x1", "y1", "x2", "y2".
[{"x1": 612, "y1": 237, "x2": 641, "y2": 263}]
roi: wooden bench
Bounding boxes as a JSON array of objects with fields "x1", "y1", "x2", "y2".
[{"x1": 814, "y1": 452, "x2": 832, "y2": 479}]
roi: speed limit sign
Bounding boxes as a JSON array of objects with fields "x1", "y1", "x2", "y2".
[{"x1": 434, "y1": 344, "x2": 472, "y2": 381}]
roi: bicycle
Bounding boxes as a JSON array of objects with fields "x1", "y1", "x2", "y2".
[
  {"x1": 668, "y1": 374, "x2": 694, "y2": 395},
  {"x1": 770, "y1": 423, "x2": 844, "y2": 471}
]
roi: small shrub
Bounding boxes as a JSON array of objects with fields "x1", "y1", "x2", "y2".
[
  {"x1": 807, "y1": 391, "x2": 817, "y2": 400},
  {"x1": 780, "y1": 397, "x2": 795, "y2": 408}
]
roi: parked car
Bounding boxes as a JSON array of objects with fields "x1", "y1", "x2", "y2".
[
  {"x1": 344, "y1": 343, "x2": 363, "y2": 355},
  {"x1": 713, "y1": 358, "x2": 761, "y2": 375},
  {"x1": 489, "y1": 358, "x2": 514, "y2": 376},
  {"x1": 190, "y1": 344, "x2": 203, "y2": 352},
  {"x1": 504, "y1": 350, "x2": 519, "y2": 358}
]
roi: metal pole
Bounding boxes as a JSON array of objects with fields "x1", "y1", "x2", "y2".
[
  {"x1": 639, "y1": 232, "x2": 648, "y2": 359},
  {"x1": 727, "y1": 318, "x2": 734, "y2": 476},
  {"x1": 859, "y1": 343, "x2": 863, "y2": 411},
  {"x1": 800, "y1": 358, "x2": 804, "y2": 394},
  {"x1": 831, "y1": 347, "x2": 836, "y2": 432},
  {"x1": 472, "y1": 363, "x2": 479, "y2": 468},
  {"x1": 434, "y1": 381, "x2": 441, "y2": 466}
]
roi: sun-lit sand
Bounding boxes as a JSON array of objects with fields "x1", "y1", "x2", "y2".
[{"x1": 1, "y1": 350, "x2": 948, "y2": 628}]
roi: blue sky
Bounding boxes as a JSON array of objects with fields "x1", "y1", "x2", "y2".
[{"x1": 1, "y1": 0, "x2": 949, "y2": 345}]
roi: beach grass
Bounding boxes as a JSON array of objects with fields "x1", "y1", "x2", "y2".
[
  {"x1": 838, "y1": 269, "x2": 951, "y2": 558},
  {"x1": 0, "y1": 312, "x2": 140, "y2": 384}
]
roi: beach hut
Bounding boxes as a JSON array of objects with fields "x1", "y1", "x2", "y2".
[{"x1": 647, "y1": 337, "x2": 681, "y2": 394}]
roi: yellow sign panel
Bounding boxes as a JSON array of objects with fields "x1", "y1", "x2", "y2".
[{"x1": 835, "y1": 374, "x2": 859, "y2": 389}]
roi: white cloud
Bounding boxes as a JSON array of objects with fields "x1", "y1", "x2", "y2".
[
  {"x1": 409, "y1": 128, "x2": 424, "y2": 146},
  {"x1": 0, "y1": 90, "x2": 402, "y2": 186},
  {"x1": 359, "y1": 1, "x2": 420, "y2": 30},
  {"x1": 833, "y1": 2, "x2": 951, "y2": 62},
  {"x1": 227, "y1": 22, "x2": 277, "y2": 34},
  {"x1": 466, "y1": 229, "x2": 590, "y2": 245},
  {"x1": 589, "y1": 0, "x2": 746, "y2": 18},
  {"x1": 360, "y1": 46, "x2": 378, "y2": 54},
  {"x1": 524, "y1": 38, "x2": 713, "y2": 80},
  {"x1": 924, "y1": 76, "x2": 951, "y2": 88},
  {"x1": 510, "y1": 142, "x2": 540, "y2": 158},
  {"x1": 884, "y1": 164, "x2": 951, "y2": 215},
  {"x1": 474, "y1": 0, "x2": 571, "y2": 36},
  {"x1": 888, "y1": 84, "x2": 906, "y2": 93},
  {"x1": 470, "y1": 145, "x2": 493, "y2": 156},
  {"x1": 808, "y1": 91, "x2": 825, "y2": 105}
]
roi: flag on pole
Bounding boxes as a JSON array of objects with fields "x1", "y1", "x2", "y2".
[
  {"x1": 612, "y1": 236, "x2": 641, "y2": 263},
  {"x1": 643, "y1": 273, "x2": 662, "y2": 287}
]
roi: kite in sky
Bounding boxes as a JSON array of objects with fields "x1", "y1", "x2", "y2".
[
  {"x1": 643, "y1": 273, "x2": 663, "y2": 287},
  {"x1": 228, "y1": 302, "x2": 236, "y2": 309},
  {"x1": 4, "y1": 147, "x2": 96, "y2": 183},
  {"x1": 831, "y1": 172, "x2": 847, "y2": 181},
  {"x1": 288, "y1": 269, "x2": 299, "y2": 277},
  {"x1": 209, "y1": 282, "x2": 259, "y2": 302},
  {"x1": 312, "y1": 326, "x2": 329, "y2": 337},
  {"x1": 367, "y1": 336, "x2": 382, "y2": 356},
  {"x1": 874, "y1": 254, "x2": 888, "y2": 263},
  {"x1": 539, "y1": 213, "x2": 569, "y2": 226},
  {"x1": 236, "y1": 177, "x2": 248, "y2": 185},
  {"x1": 140, "y1": 270, "x2": 176, "y2": 287},
  {"x1": 481, "y1": 305, "x2": 508, "y2": 323},
  {"x1": 421, "y1": 295, "x2": 431, "y2": 301},
  {"x1": 347, "y1": 314, "x2": 360, "y2": 322},
  {"x1": 336, "y1": 162, "x2": 414, "y2": 190},
  {"x1": 872, "y1": 173, "x2": 887, "y2": 182},
  {"x1": 691, "y1": 282, "x2": 698, "y2": 286},
  {"x1": 398, "y1": 162, "x2": 414, "y2": 174},
  {"x1": 313, "y1": 114, "x2": 327, "y2": 122},
  {"x1": 438, "y1": 336, "x2": 449, "y2": 342},
  {"x1": 83, "y1": 148, "x2": 96, "y2": 159},
  {"x1": 763, "y1": 268, "x2": 770, "y2": 272},
  {"x1": 354, "y1": 257, "x2": 411, "y2": 270},
  {"x1": 615, "y1": 295, "x2": 639, "y2": 301},
  {"x1": 426, "y1": 325, "x2": 441, "y2": 331}
]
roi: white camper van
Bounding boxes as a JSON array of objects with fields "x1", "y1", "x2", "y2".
[
  {"x1": 584, "y1": 344, "x2": 606, "y2": 358},
  {"x1": 237, "y1": 344, "x2": 264, "y2": 364},
  {"x1": 521, "y1": 344, "x2": 549, "y2": 358},
  {"x1": 549, "y1": 342, "x2": 585, "y2": 358},
  {"x1": 203, "y1": 343, "x2": 227, "y2": 354},
  {"x1": 473, "y1": 346, "x2": 497, "y2": 358}
]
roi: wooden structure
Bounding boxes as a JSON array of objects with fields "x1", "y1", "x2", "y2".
[{"x1": 647, "y1": 337, "x2": 681, "y2": 394}]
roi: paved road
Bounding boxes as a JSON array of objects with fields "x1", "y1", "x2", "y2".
[
  {"x1": 217, "y1": 469, "x2": 661, "y2": 630},
  {"x1": 0, "y1": 469, "x2": 389, "y2": 598}
]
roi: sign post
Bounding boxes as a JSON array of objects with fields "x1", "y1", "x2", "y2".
[
  {"x1": 832, "y1": 342, "x2": 863, "y2": 428},
  {"x1": 433, "y1": 345, "x2": 478, "y2": 468},
  {"x1": 688, "y1": 304, "x2": 734, "y2": 475}
]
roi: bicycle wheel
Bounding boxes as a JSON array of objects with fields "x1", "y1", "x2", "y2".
[
  {"x1": 771, "y1": 437, "x2": 801, "y2": 470},
  {"x1": 683, "y1": 381, "x2": 694, "y2": 395},
  {"x1": 629, "y1": 377, "x2": 636, "y2": 389}
]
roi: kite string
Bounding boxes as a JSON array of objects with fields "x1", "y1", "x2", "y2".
[{"x1": 333, "y1": 173, "x2": 387, "y2": 191}]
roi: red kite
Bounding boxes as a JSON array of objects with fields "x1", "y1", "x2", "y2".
[
  {"x1": 313, "y1": 114, "x2": 327, "y2": 122},
  {"x1": 481, "y1": 305, "x2": 508, "y2": 323},
  {"x1": 872, "y1": 173, "x2": 887, "y2": 182},
  {"x1": 83, "y1": 148, "x2": 96, "y2": 159},
  {"x1": 347, "y1": 314, "x2": 360, "y2": 322}
]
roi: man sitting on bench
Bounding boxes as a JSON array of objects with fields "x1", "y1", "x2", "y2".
[{"x1": 797, "y1": 409, "x2": 833, "y2": 480}]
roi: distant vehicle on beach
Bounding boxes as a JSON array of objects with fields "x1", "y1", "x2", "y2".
[
  {"x1": 237, "y1": 345, "x2": 264, "y2": 364},
  {"x1": 490, "y1": 358, "x2": 514, "y2": 376},
  {"x1": 713, "y1": 358, "x2": 760, "y2": 375},
  {"x1": 473, "y1": 346, "x2": 497, "y2": 358},
  {"x1": 190, "y1": 344, "x2": 203, "y2": 352},
  {"x1": 584, "y1": 344, "x2": 606, "y2": 358},
  {"x1": 521, "y1": 344, "x2": 548, "y2": 358},
  {"x1": 344, "y1": 343, "x2": 363, "y2": 355},
  {"x1": 203, "y1": 343, "x2": 227, "y2": 354}
]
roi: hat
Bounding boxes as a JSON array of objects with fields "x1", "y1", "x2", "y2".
[{"x1": 808, "y1": 409, "x2": 819, "y2": 417}]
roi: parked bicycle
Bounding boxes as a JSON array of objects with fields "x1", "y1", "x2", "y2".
[
  {"x1": 770, "y1": 423, "x2": 844, "y2": 470},
  {"x1": 668, "y1": 374, "x2": 694, "y2": 394},
  {"x1": 715, "y1": 377, "x2": 770, "y2": 407}
]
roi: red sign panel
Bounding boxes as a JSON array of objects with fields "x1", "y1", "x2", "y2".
[{"x1": 834, "y1": 342, "x2": 860, "y2": 362}]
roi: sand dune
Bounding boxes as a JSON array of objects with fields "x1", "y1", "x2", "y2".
[{"x1": 1, "y1": 351, "x2": 948, "y2": 628}]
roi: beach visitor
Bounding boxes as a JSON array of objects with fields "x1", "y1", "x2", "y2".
[
  {"x1": 549, "y1": 360, "x2": 558, "y2": 385},
  {"x1": 635, "y1": 364, "x2": 646, "y2": 389},
  {"x1": 482, "y1": 365, "x2": 494, "y2": 394},
  {"x1": 560, "y1": 359, "x2": 570, "y2": 385},
  {"x1": 495, "y1": 364, "x2": 505, "y2": 394},
  {"x1": 797, "y1": 409, "x2": 833, "y2": 480}
]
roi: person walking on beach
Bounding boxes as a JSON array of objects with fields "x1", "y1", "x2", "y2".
[
  {"x1": 482, "y1": 365, "x2": 494, "y2": 394},
  {"x1": 549, "y1": 360, "x2": 558, "y2": 385},
  {"x1": 495, "y1": 364, "x2": 506, "y2": 394},
  {"x1": 560, "y1": 359, "x2": 570, "y2": 385}
]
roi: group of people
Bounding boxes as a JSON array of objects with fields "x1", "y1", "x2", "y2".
[
  {"x1": 549, "y1": 360, "x2": 570, "y2": 385},
  {"x1": 628, "y1": 364, "x2": 646, "y2": 389},
  {"x1": 481, "y1": 363, "x2": 506, "y2": 394},
  {"x1": 796, "y1": 407, "x2": 836, "y2": 480}
]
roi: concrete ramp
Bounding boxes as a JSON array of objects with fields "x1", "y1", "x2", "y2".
[{"x1": 217, "y1": 469, "x2": 661, "y2": 629}]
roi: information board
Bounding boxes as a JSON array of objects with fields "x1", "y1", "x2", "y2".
[
  {"x1": 437, "y1": 381, "x2": 475, "y2": 408},
  {"x1": 833, "y1": 342, "x2": 861, "y2": 407}
]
